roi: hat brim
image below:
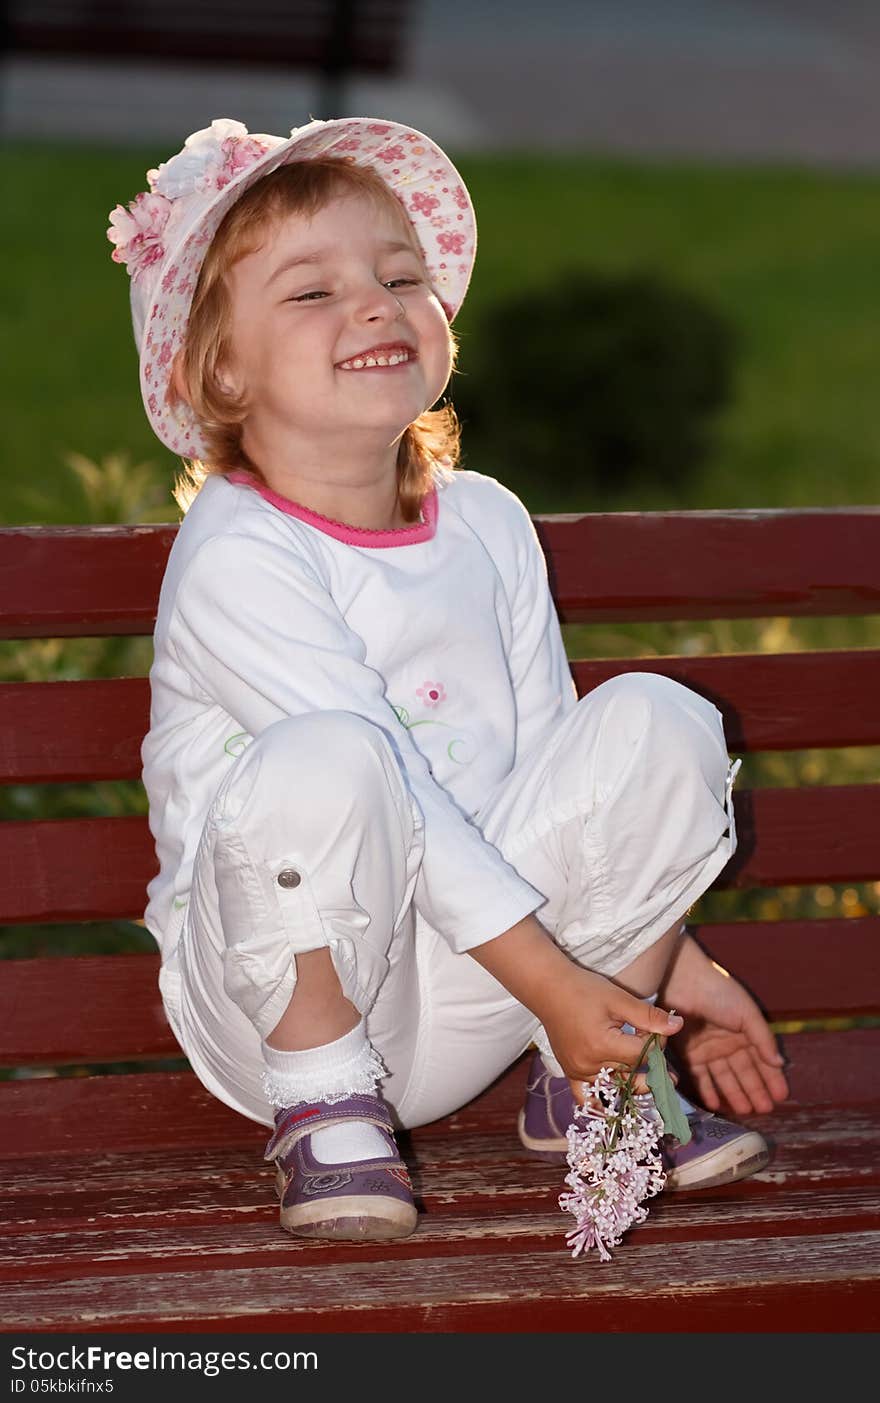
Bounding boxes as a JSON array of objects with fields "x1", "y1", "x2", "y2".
[{"x1": 139, "y1": 117, "x2": 476, "y2": 459}]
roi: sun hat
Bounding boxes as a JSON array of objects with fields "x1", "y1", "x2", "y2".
[{"x1": 106, "y1": 116, "x2": 477, "y2": 458}]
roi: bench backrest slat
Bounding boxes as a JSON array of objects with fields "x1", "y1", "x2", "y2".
[
  {"x1": 3, "y1": 914, "x2": 878, "y2": 1066},
  {"x1": 2, "y1": 511, "x2": 879, "y2": 636},
  {"x1": 1, "y1": 785, "x2": 876, "y2": 926},
  {"x1": 2, "y1": 650, "x2": 879, "y2": 785}
]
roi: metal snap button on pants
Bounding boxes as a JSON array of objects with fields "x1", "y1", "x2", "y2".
[{"x1": 173, "y1": 675, "x2": 740, "y2": 1131}]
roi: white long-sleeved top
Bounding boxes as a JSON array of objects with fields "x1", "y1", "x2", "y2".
[{"x1": 141, "y1": 463, "x2": 579, "y2": 966}]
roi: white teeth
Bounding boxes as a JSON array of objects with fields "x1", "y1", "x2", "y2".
[{"x1": 339, "y1": 349, "x2": 411, "y2": 369}]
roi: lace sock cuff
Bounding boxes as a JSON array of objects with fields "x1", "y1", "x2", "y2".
[{"x1": 260, "y1": 1017, "x2": 388, "y2": 1109}]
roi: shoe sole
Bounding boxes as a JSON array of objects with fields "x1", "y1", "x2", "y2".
[
  {"x1": 663, "y1": 1133, "x2": 770, "y2": 1191},
  {"x1": 275, "y1": 1166, "x2": 418, "y2": 1241},
  {"x1": 517, "y1": 1109, "x2": 567, "y2": 1161},
  {"x1": 517, "y1": 1113, "x2": 771, "y2": 1190}
]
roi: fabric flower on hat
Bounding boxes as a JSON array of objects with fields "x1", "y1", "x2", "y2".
[
  {"x1": 106, "y1": 191, "x2": 172, "y2": 281},
  {"x1": 146, "y1": 118, "x2": 277, "y2": 201}
]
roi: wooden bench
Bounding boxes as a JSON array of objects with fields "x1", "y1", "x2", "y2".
[
  {"x1": 1, "y1": 506, "x2": 878, "y2": 1332},
  {"x1": 9, "y1": 0, "x2": 414, "y2": 119}
]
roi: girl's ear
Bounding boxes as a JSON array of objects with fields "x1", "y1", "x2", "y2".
[{"x1": 214, "y1": 350, "x2": 244, "y2": 399}]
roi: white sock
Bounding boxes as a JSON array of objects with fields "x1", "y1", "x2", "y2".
[{"x1": 261, "y1": 1018, "x2": 393, "y2": 1164}]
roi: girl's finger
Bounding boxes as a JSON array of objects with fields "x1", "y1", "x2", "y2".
[
  {"x1": 605, "y1": 1027, "x2": 666, "y2": 1068},
  {"x1": 690, "y1": 1065, "x2": 721, "y2": 1112},
  {"x1": 741, "y1": 1005, "x2": 786, "y2": 1070},
  {"x1": 708, "y1": 1060, "x2": 752, "y2": 1118},
  {"x1": 615, "y1": 999, "x2": 684, "y2": 1042},
  {"x1": 753, "y1": 1052, "x2": 790, "y2": 1104},
  {"x1": 725, "y1": 1047, "x2": 775, "y2": 1115}
]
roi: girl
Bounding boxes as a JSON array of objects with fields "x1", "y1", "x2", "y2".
[{"x1": 108, "y1": 116, "x2": 788, "y2": 1243}]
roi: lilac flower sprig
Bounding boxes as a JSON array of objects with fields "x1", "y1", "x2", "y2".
[{"x1": 559, "y1": 1030, "x2": 682, "y2": 1262}]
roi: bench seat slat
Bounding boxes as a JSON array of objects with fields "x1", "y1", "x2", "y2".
[
  {"x1": 3, "y1": 650, "x2": 879, "y2": 785},
  {"x1": 2, "y1": 921, "x2": 877, "y2": 1066},
  {"x1": 3, "y1": 510, "x2": 879, "y2": 638},
  {"x1": 1, "y1": 1032, "x2": 877, "y2": 1163},
  {"x1": 2, "y1": 1231, "x2": 877, "y2": 1332},
  {"x1": 2, "y1": 1104, "x2": 875, "y2": 1211},
  {"x1": 1, "y1": 787, "x2": 876, "y2": 924},
  {"x1": 4, "y1": 1188, "x2": 878, "y2": 1274}
]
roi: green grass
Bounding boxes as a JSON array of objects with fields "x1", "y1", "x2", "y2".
[
  {"x1": 2, "y1": 142, "x2": 880, "y2": 521},
  {"x1": 452, "y1": 155, "x2": 880, "y2": 514}
]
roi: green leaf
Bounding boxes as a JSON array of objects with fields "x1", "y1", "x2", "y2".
[{"x1": 646, "y1": 1042, "x2": 692, "y2": 1145}]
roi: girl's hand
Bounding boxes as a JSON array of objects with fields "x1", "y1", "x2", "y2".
[
  {"x1": 466, "y1": 914, "x2": 682, "y2": 1102},
  {"x1": 660, "y1": 934, "x2": 789, "y2": 1116},
  {"x1": 539, "y1": 964, "x2": 683, "y2": 1093}
]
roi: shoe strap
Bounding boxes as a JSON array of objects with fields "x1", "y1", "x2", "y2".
[{"x1": 264, "y1": 1093, "x2": 395, "y2": 1162}]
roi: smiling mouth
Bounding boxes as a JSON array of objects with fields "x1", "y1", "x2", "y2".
[{"x1": 336, "y1": 344, "x2": 416, "y2": 371}]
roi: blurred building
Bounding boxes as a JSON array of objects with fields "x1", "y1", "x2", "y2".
[{"x1": 3, "y1": 0, "x2": 880, "y2": 165}]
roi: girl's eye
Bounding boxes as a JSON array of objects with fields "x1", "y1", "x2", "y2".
[
  {"x1": 385, "y1": 278, "x2": 420, "y2": 289},
  {"x1": 288, "y1": 290, "x2": 328, "y2": 302}
]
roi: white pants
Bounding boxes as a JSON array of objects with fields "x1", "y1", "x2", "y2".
[{"x1": 166, "y1": 672, "x2": 740, "y2": 1131}]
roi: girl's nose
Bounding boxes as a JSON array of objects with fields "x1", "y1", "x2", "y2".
[{"x1": 359, "y1": 283, "x2": 405, "y2": 323}]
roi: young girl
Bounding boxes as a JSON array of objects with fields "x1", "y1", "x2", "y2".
[{"x1": 108, "y1": 116, "x2": 788, "y2": 1243}]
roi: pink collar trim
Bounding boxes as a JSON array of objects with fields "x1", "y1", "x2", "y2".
[{"x1": 226, "y1": 469, "x2": 437, "y2": 547}]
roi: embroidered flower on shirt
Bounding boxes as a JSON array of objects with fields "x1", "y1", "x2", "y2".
[
  {"x1": 390, "y1": 695, "x2": 476, "y2": 767},
  {"x1": 223, "y1": 731, "x2": 250, "y2": 757},
  {"x1": 416, "y1": 680, "x2": 447, "y2": 708}
]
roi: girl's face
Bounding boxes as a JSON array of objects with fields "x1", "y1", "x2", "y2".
[{"x1": 221, "y1": 189, "x2": 454, "y2": 455}]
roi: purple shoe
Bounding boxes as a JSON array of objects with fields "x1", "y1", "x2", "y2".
[
  {"x1": 264, "y1": 1092, "x2": 418, "y2": 1241},
  {"x1": 660, "y1": 1106, "x2": 770, "y2": 1190},
  {"x1": 517, "y1": 1049, "x2": 770, "y2": 1190}
]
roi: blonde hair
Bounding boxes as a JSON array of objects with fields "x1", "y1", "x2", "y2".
[{"x1": 169, "y1": 156, "x2": 462, "y2": 518}]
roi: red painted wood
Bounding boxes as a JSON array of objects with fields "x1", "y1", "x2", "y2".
[
  {"x1": 0, "y1": 525, "x2": 175, "y2": 639},
  {"x1": 0, "y1": 955, "x2": 178, "y2": 1064},
  {"x1": 4, "y1": 1184, "x2": 877, "y2": 1275},
  {"x1": 2, "y1": 920, "x2": 877, "y2": 1066},
  {"x1": 1, "y1": 1235, "x2": 877, "y2": 1332},
  {"x1": 534, "y1": 507, "x2": 880, "y2": 622},
  {"x1": 0, "y1": 815, "x2": 154, "y2": 923},
  {"x1": 0, "y1": 1092, "x2": 877, "y2": 1330},
  {"x1": 1, "y1": 785, "x2": 876, "y2": 925},
  {"x1": 717, "y1": 784, "x2": 880, "y2": 888},
  {"x1": 693, "y1": 917, "x2": 880, "y2": 1021},
  {"x1": 1, "y1": 1104, "x2": 876, "y2": 1236},
  {"x1": 2, "y1": 509, "x2": 879, "y2": 640},
  {"x1": 3, "y1": 650, "x2": 879, "y2": 785},
  {"x1": 1, "y1": 509, "x2": 877, "y2": 1335},
  {"x1": 1, "y1": 1103, "x2": 872, "y2": 1219},
  {"x1": 0, "y1": 678, "x2": 149, "y2": 782},
  {"x1": 0, "y1": 1030, "x2": 877, "y2": 1161},
  {"x1": 0, "y1": 1070, "x2": 261, "y2": 1160},
  {"x1": 572, "y1": 651, "x2": 880, "y2": 751}
]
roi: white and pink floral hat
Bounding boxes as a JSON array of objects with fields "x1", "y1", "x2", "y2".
[{"x1": 106, "y1": 116, "x2": 477, "y2": 458}]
